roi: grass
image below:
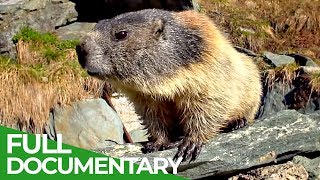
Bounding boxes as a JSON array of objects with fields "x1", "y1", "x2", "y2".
[
  {"x1": 265, "y1": 63, "x2": 301, "y2": 89},
  {"x1": 199, "y1": 0, "x2": 320, "y2": 101},
  {"x1": 310, "y1": 72, "x2": 320, "y2": 92},
  {"x1": 13, "y1": 27, "x2": 80, "y2": 65},
  {"x1": 199, "y1": 0, "x2": 320, "y2": 64},
  {"x1": 0, "y1": 28, "x2": 104, "y2": 133},
  {"x1": 264, "y1": 63, "x2": 320, "y2": 104}
]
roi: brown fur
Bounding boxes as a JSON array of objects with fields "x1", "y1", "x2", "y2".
[{"x1": 109, "y1": 11, "x2": 261, "y2": 143}]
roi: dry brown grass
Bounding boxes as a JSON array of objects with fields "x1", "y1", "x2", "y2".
[
  {"x1": 310, "y1": 72, "x2": 320, "y2": 92},
  {"x1": 264, "y1": 64, "x2": 320, "y2": 100},
  {"x1": 0, "y1": 39, "x2": 104, "y2": 133},
  {"x1": 265, "y1": 63, "x2": 300, "y2": 89},
  {"x1": 199, "y1": 0, "x2": 320, "y2": 64}
]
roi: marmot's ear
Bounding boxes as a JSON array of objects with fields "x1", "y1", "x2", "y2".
[{"x1": 152, "y1": 18, "x2": 165, "y2": 38}]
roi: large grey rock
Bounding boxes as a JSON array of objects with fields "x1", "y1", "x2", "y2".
[
  {"x1": 55, "y1": 22, "x2": 96, "y2": 40},
  {"x1": 0, "y1": 0, "x2": 24, "y2": 5},
  {"x1": 258, "y1": 68, "x2": 320, "y2": 118},
  {"x1": 293, "y1": 156, "x2": 320, "y2": 179},
  {"x1": 263, "y1": 51, "x2": 295, "y2": 67},
  {"x1": 0, "y1": 0, "x2": 77, "y2": 57},
  {"x1": 299, "y1": 98, "x2": 320, "y2": 114},
  {"x1": 48, "y1": 98, "x2": 124, "y2": 150},
  {"x1": 21, "y1": 0, "x2": 47, "y2": 11},
  {"x1": 0, "y1": 0, "x2": 23, "y2": 13},
  {"x1": 96, "y1": 110, "x2": 320, "y2": 179},
  {"x1": 258, "y1": 83, "x2": 293, "y2": 119}
]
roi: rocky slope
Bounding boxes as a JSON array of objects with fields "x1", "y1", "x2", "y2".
[
  {"x1": 97, "y1": 110, "x2": 320, "y2": 179},
  {"x1": 0, "y1": 0, "x2": 78, "y2": 57}
]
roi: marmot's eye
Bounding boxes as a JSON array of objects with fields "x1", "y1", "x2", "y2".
[{"x1": 115, "y1": 31, "x2": 128, "y2": 40}]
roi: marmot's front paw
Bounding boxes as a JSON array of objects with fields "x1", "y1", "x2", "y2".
[
  {"x1": 173, "y1": 138, "x2": 203, "y2": 162},
  {"x1": 223, "y1": 118, "x2": 247, "y2": 132},
  {"x1": 162, "y1": 138, "x2": 184, "y2": 150},
  {"x1": 142, "y1": 141, "x2": 163, "y2": 153}
]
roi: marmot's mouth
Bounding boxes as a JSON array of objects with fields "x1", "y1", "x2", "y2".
[
  {"x1": 87, "y1": 71, "x2": 115, "y2": 82},
  {"x1": 87, "y1": 71, "x2": 99, "y2": 76},
  {"x1": 86, "y1": 71, "x2": 106, "y2": 81}
]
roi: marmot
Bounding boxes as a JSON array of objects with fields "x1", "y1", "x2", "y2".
[{"x1": 76, "y1": 9, "x2": 262, "y2": 161}]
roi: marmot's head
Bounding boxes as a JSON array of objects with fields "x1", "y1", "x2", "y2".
[{"x1": 77, "y1": 9, "x2": 203, "y2": 85}]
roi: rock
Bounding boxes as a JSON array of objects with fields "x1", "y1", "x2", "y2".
[
  {"x1": 0, "y1": 34, "x2": 6, "y2": 50},
  {"x1": 96, "y1": 110, "x2": 320, "y2": 179},
  {"x1": 0, "y1": 0, "x2": 24, "y2": 5},
  {"x1": 50, "y1": 1, "x2": 78, "y2": 27},
  {"x1": 304, "y1": 98, "x2": 320, "y2": 114},
  {"x1": 258, "y1": 83, "x2": 292, "y2": 119},
  {"x1": 293, "y1": 156, "x2": 320, "y2": 179},
  {"x1": 230, "y1": 162, "x2": 308, "y2": 180},
  {"x1": 286, "y1": 53, "x2": 318, "y2": 67},
  {"x1": 48, "y1": 98, "x2": 124, "y2": 150},
  {"x1": 55, "y1": 22, "x2": 96, "y2": 40},
  {"x1": 130, "y1": 128, "x2": 148, "y2": 143},
  {"x1": 263, "y1": 52, "x2": 295, "y2": 67},
  {"x1": 0, "y1": 0, "x2": 22, "y2": 14},
  {"x1": 0, "y1": 0, "x2": 78, "y2": 57},
  {"x1": 21, "y1": 0, "x2": 47, "y2": 11},
  {"x1": 258, "y1": 68, "x2": 320, "y2": 119},
  {"x1": 0, "y1": 0, "x2": 23, "y2": 5}
]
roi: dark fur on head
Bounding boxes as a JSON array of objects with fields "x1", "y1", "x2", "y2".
[{"x1": 77, "y1": 9, "x2": 203, "y2": 85}]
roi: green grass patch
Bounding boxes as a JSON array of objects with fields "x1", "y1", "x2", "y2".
[
  {"x1": 0, "y1": 55, "x2": 15, "y2": 66},
  {"x1": 3, "y1": 27, "x2": 89, "y2": 83},
  {"x1": 13, "y1": 27, "x2": 57, "y2": 45},
  {"x1": 12, "y1": 27, "x2": 79, "y2": 63}
]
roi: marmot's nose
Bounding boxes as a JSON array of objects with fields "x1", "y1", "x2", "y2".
[
  {"x1": 76, "y1": 44, "x2": 87, "y2": 68},
  {"x1": 76, "y1": 36, "x2": 92, "y2": 68},
  {"x1": 76, "y1": 34, "x2": 94, "y2": 68}
]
